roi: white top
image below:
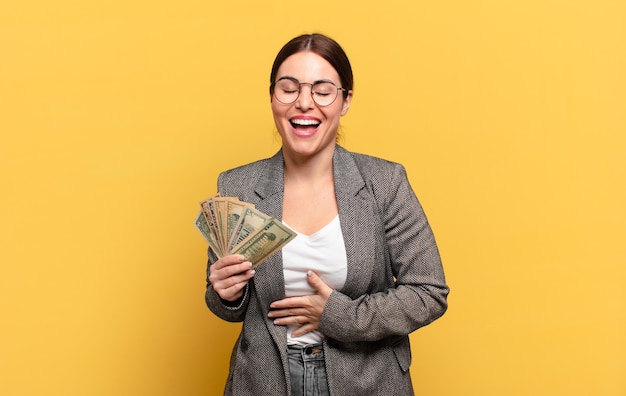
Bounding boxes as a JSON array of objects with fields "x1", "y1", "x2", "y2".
[{"x1": 282, "y1": 215, "x2": 347, "y2": 345}]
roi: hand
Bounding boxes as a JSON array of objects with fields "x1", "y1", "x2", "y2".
[
  {"x1": 268, "y1": 271, "x2": 333, "y2": 337},
  {"x1": 208, "y1": 254, "x2": 255, "y2": 302}
]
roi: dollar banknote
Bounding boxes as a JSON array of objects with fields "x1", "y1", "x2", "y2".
[
  {"x1": 224, "y1": 199, "x2": 254, "y2": 251},
  {"x1": 228, "y1": 206, "x2": 271, "y2": 252},
  {"x1": 230, "y1": 218, "x2": 296, "y2": 268},
  {"x1": 194, "y1": 210, "x2": 221, "y2": 256},
  {"x1": 195, "y1": 194, "x2": 295, "y2": 267},
  {"x1": 200, "y1": 194, "x2": 223, "y2": 257}
]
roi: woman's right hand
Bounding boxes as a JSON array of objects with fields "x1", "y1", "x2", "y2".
[{"x1": 209, "y1": 255, "x2": 255, "y2": 302}]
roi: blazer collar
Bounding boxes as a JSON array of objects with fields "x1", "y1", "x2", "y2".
[{"x1": 332, "y1": 145, "x2": 367, "y2": 198}]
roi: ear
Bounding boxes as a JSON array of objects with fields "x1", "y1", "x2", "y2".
[{"x1": 340, "y1": 90, "x2": 353, "y2": 116}]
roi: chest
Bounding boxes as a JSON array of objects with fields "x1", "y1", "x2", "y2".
[{"x1": 281, "y1": 180, "x2": 338, "y2": 236}]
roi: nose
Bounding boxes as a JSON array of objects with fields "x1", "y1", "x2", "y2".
[{"x1": 295, "y1": 83, "x2": 315, "y2": 110}]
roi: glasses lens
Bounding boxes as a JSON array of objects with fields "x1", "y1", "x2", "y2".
[
  {"x1": 272, "y1": 79, "x2": 341, "y2": 106},
  {"x1": 312, "y1": 82, "x2": 339, "y2": 106},
  {"x1": 274, "y1": 79, "x2": 299, "y2": 104}
]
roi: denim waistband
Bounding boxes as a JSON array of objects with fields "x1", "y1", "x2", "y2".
[{"x1": 287, "y1": 343, "x2": 324, "y2": 356}]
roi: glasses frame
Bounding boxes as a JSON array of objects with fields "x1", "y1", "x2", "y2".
[{"x1": 270, "y1": 76, "x2": 348, "y2": 107}]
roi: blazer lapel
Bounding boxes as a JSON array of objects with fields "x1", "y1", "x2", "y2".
[
  {"x1": 333, "y1": 146, "x2": 378, "y2": 298},
  {"x1": 250, "y1": 150, "x2": 289, "y2": 351}
]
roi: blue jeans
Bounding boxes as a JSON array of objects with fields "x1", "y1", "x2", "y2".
[{"x1": 287, "y1": 344, "x2": 329, "y2": 396}]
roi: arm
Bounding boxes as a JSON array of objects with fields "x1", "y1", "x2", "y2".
[{"x1": 319, "y1": 163, "x2": 449, "y2": 342}]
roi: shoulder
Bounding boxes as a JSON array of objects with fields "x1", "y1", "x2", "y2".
[
  {"x1": 337, "y1": 147, "x2": 412, "y2": 213},
  {"x1": 217, "y1": 157, "x2": 270, "y2": 197},
  {"x1": 216, "y1": 150, "x2": 283, "y2": 200},
  {"x1": 349, "y1": 151, "x2": 404, "y2": 173},
  {"x1": 219, "y1": 157, "x2": 271, "y2": 181},
  {"x1": 341, "y1": 147, "x2": 408, "y2": 186}
]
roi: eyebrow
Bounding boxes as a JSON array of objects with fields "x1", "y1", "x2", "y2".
[{"x1": 277, "y1": 76, "x2": 337, "y2": 85}]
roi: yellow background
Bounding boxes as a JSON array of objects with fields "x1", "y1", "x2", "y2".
[{"x1": 1, "y1": 1, "x2": 624, "y2": 395}]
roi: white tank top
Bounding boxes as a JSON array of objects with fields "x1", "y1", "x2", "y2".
[{"x1": 282, "y1": 215, "x2": 347, "y2": 345}]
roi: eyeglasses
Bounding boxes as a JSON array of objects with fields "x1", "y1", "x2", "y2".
[{"x1": 271, "y1": 77, "x2": 347, "y2": 107}]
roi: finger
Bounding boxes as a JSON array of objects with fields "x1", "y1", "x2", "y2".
[
  {"x1": 269, "y1": 296, "x2": 306, "y2": 310},
  {"x1": 216, "y1": 268, "x2": 255, "y2": 300},
  {"x1": 212, "y1": 254, "x2": 246, "y2": 270},
  {"x1": 214, "y1": 268, "x2": 255, "y2": 288},
  {"x1": 291, "y1": 322, "x2": 319, "y2": 337},
  {"x1": 305, "y1": 270, "x2": 322, "y2": 290},
  {"x1": 210, "y1": 261, "x2": 253, "y2": 282},
  {"x1": 218, "y1": 279, "x2": 249, "y2": 301},
  {"x1": 306, "y1": 270, "x2": 332, "y2": 298},
  {"x1": 272, "y1": 314, "x2": 308, "y2": 326},
  {"x1": 221, "y1": 261, "x2": 253, "y2": 278},
  {"x1": 268, "y1": 307, "x2": 304, "y2": 319}
]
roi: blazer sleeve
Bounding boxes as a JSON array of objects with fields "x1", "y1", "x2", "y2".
[{"x1": 319, "y1": 163, "x2": 449, "y2": 342}]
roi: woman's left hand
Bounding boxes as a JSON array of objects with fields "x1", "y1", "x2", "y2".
[{"x1": 268, "y1": 271, "x2": 333, "y2": 337}]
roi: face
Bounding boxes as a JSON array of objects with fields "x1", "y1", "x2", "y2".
[{"x1": 271, "y1": 51, "x2": 352, "y2": 161}]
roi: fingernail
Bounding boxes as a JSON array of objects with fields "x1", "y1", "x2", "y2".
[
  {"x1": 307, "y1": 270, "x2": 313, "y2": 277},
  {"x1": 250, "y1": 269, "x2": 255, "y2": 276}
]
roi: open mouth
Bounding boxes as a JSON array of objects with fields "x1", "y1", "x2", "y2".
[{"x1": 290, "y1": 118, "x2": 321, "y2": 129}]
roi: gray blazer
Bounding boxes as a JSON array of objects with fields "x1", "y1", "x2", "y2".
[{"x1": 206, "y1": 145, "x2": 449, "y2": 395}]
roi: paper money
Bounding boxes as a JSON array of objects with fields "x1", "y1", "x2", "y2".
[
  {"x1": 194, "y1": 210, "x2": 221, "y2": 256},
  {"x1": 200, "y1": 194, "x2": 223, "y2": 257},
  {"x1": 195, "y1": 194, "x2": 295, "y2": 268},
  {"x1": 230, "y1": 218, "x2": 296, "y2": 269},
  {"x1": 228, "y1": 206, "x2": 272, "y2": 252},
  {"x1": 225, "y1": 199, "x2": 253, "y2": 251}
]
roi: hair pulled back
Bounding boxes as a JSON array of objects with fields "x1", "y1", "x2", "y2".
[{"x1": 269, "y1": 33, "x2": 353, "y2": 99}]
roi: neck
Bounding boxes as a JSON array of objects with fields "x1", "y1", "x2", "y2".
[{"x1": 282, "y1": 145, "x2": 335, "y2": 185}]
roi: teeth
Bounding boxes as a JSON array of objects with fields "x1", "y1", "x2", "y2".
[{"x1": 291, "y1": 119, "x2": 320, "y2": 126}]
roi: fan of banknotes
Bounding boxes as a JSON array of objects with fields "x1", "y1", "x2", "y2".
[{"x1": 194, "y1": 194, "x2": 296, "y2": 268}]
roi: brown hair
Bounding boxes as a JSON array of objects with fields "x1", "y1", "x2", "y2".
[{"x1": 269, "y1": 33, "x2": 353, "y2": 99}]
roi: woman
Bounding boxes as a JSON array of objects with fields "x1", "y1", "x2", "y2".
[{"x1": 206, "y1": 33, "x2": 449, "y2": 395}]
